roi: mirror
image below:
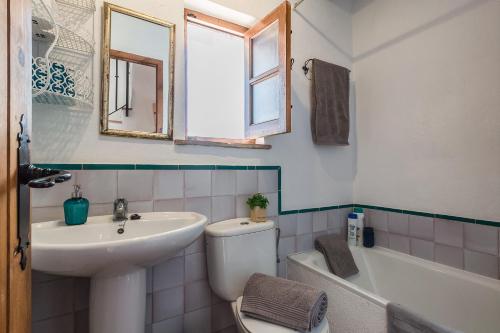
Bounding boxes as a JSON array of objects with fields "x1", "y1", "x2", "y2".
[{"x1": 101, "y1": 3, "x2": 175, "y2": 140}]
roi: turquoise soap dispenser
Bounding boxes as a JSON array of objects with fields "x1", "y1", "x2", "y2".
[{"x1": 64, "y1": 185, "x2": 89, "y2": 226}]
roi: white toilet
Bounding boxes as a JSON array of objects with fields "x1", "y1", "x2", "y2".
[{"x1": 205, "y1": 218, "x2": 330, "y2": 333}]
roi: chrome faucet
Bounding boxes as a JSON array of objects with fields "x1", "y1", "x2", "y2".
[{"x1": 113, "y1": 198, "x2": 128, "y2": 221}]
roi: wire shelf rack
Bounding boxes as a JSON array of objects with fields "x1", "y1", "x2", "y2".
[
  {"x1": 31, "y1": 0, "x2": 95, "y2": 109},
  {"x1": 32, "y1": 56, "x2": 93, "y2": 107},
  {"x1": 54, "y1": 0, "x2": 96, "y2": 29}
]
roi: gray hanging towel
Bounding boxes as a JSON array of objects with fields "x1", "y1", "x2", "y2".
[{"x1": 311, "y1": 58, "x2": 350, "y2": 145}]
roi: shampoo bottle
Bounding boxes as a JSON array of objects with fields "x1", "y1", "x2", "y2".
[
  {"x1": 347, "y1": 213, "x2": 358, "y2": 246},
  {"x1": 64, "y1": 185, "x2": 89, "y2": 226},
  {"x1": 354, "y1": 207, "x2": 365, "y2": 246}
]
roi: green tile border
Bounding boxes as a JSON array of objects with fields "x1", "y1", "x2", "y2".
[
  {"x1": 33, "y1": 164, "x2": 499, "y2": 226},
  {"x1": 354, "y1": 204, "x2": 499, "y2": 227}
]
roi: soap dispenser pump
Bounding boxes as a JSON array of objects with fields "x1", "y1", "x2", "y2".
[{"x1": 64, "y1": 185, "x2": 89, "y2": 226}]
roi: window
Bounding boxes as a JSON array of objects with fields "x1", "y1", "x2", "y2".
[{"x1": 180, "y1": 2, "x2": 291, "y2": 148}]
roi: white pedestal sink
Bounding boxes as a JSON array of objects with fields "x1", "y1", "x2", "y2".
[{"x1": 31, "y1": 212, "x2": 208, "y2": 333}]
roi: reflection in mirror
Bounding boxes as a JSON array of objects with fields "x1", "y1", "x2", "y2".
[
  {"x1": 108, "y1": 51, "x2": 163, "y2": 133},
  {"x1": 101, "y1": 3, "x2": 175, "y2": 140}
]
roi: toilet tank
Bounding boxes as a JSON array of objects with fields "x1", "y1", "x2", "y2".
[{"x1": 205, "y1": 218, "x2": 277, "y2": 301}]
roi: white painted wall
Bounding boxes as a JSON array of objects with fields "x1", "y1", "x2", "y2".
[
  {"x1": 32, "y1": 0, "x2": 355, "y2": 211},
  {"x1": 352, "y1": 0, "x2": 500, "y2": 221}
]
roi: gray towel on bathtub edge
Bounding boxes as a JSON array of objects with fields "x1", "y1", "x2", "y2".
[
  {"x1": 240, "y1": 273, "x2": 328, "y2": 332},
  {"x1": 314, "y1": 234, "x2": 359, "y2": 278},
  {"x1": 387, "y1": 303, "x2": 462, "y2": 333}
]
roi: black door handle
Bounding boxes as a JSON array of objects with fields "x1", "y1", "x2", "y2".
[{"x1": 19, "y1": 164, "x2": 72, "y2": 188}]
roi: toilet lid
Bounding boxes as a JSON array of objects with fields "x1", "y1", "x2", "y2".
[{"x1": 235, "y1": 296, "x2": 329, "y2": 333}]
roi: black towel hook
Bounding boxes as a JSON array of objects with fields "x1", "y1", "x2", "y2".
[{"x1": 302, "y1": 58, "x2": 313, "y2": 80}]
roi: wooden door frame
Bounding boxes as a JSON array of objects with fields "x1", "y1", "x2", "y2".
[{"x1": 1, "y1": 0, "x2": 32, "y2": 333}]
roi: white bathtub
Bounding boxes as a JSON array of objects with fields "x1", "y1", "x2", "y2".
[{"x1": 287, "y1": 246, "x2": 500, "y2": 333}]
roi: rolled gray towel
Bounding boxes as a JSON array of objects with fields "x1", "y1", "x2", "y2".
[
  {"x1": 240, "y1": 273, "x2": 328, "y2": 332},
  {"x1": 314, "y1": 234, "x2": 359, "y2": 278}
]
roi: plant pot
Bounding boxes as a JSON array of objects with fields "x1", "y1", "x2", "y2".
[{"x1": 250, "y1": 207, "x2": 267, "y2": 223}]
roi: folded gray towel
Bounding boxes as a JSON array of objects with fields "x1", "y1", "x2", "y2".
[
  {"x1": 311, "y1": 58, "x2": 350, "y2": 145},
  {"x1": 241, "y1": 273, "x2": 328, "y2": 332},
  {"x1": 314, "y1": 234, "x2": 359, "y2": 278},
  {"x1": 387, "y1": 303, "x2": 461, "y2": 333}
]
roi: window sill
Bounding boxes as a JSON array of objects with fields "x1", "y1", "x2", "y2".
[{"x1": 174, "y1": 138, "x2": 271, "y2": 150}]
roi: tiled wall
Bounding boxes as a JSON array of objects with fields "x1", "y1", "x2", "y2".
[
  {"x1": 364, "y1": 209, "x2": 500, "y2": 279},
  {"x1": 31, "y1": 168, "x2": 281, "y2": 333},
  {"x1": 30, "y1": 164, "x2": 500, "y2": 333}
]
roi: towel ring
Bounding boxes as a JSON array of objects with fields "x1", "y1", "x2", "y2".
[{"x1": 302, "y1": 58, "x2": 313, "y2": 80}]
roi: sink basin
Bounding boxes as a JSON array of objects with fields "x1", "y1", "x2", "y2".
[{"x1": 32, "y1": 212, "x2": 207, "y2": 333}]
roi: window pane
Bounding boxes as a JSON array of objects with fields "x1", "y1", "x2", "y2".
[
  {"x1": 186, "y1": 22, "x2": 245, "y2": 139},
  {"x1": 252, "y1": 75, "x2": 280, "y2": 124},
  {"x1": 252, "y1": 21, "x2": 279, "y2": 77}
]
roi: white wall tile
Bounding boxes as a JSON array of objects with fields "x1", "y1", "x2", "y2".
[
  {"x1": 154, "y1": 170, "x2": 184, "y2": 200},
  {"x1": 185, "y1": 235, "x2": 205, "y2": 255},
  {"x1": 32, "y1": 177, "x2": 75, "y2": 207},
  {"x1": 185, "y1": 171, "x2": 211, "y2": 198},
  {"x1": 464, "y1": 250, "x2": 499, "y2": 279},
  {"x1": 434, "y1": 219, "x2": 463, "y2": 248},
  {"x1": 185, "y1": 253, "x2": 207, "y2": 283},
  {"x1": 32, "y1": 278, "x2": 74, "y2": 321},
  {"x1": 32, "y1": 206, "x2": 64, "y2": 223},
  {"x1": 153, "y1": 257, "x2": 184, "y2": 292},
  {"x1": 152, "y1": 316, "x2": 183, "y2": 333},
  {"x1": 464, "y1": 223, "x2": 498, "y2": 255},
  {"x1": 32, "y1": 313, "x2": 74, "y2": 333},
  {"x1": 236, "y1": 170, "x2": 257, "y2": 195},
  {"x1": 154, "y1": 198, "x2": 184, "y2": 212},
  {"x1": 211, "y1": 302, "x2": 234, "y2": 332},
  {"x1": 212, "y1": 170, "x2": 236, "y2": 196},
  {"x1": 266, "y1": 192, "x2": 278, "y2": 217},
  {"x1": 296, "y1": 234, "x2": 313, "y2": 252},
  {"x1": 185, "y1": 197, "x2": 211, "y2": 222},
  {"x1": 235, "y1": 195, "x2": 250, "y2": 218},
  {"x1": 118, "y1": 171, "x2": 153, "y2": 202},
  {"x1": 278, "y1": 237, "x2": 296, "y2": 258},
  {"x1": 278, "y1": 214, "x2": 297, "y2": 237},
  {"x1": 313, "y1": 211, "x2": 328, "y2": 232},
  {"x1": 153, "y1": 286, "x2": 184, "y2": 322},
  {"x1": 78, "y1": 170, "x2": 117, "y2": 204},
  {"x1": 128, "y1": 201, "x2": 154, "y2": 213},
  {"x1": 88, "y1": 203, "x2": 113, "y2": 217},
  {"x1": 211, "y1": 196, "x2": 235, "y2": 223},
  {"x1": 327, "y1": 210, "x2": 341, "y2": 229},
  {"x1": 184, "y1": 307, "x2": 211, "y2": 333},
  {"x1": 297, "y1": 213, "x2": 313, "y2": 235},
  {"x1": 184, "y1": 280, "x2": 211, "y2": 312},
  {"x1": 257, "y1": 170, "x2": 278, "y2": 193}
]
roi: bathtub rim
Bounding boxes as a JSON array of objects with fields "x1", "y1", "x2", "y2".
[{"x1": 288, "y1": 246, "x2": 500, "y2": 308}]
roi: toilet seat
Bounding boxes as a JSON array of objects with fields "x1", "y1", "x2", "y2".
[{"x1": 232, "y1": 296, "x2": 329, "y2": 333}]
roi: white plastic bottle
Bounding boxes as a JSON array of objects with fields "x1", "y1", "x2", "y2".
[
  {"x1": 354, "y1": 207, "x2": 365, "y2": 246},
  {"x1": 347, "y1": 213, "x2": 358, "y2": 247}
]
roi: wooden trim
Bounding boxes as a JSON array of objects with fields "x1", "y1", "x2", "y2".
[
  {"x1": 3, "y1": 1, "x2": 32, "y2": 332},
  {"x1": 244, "y1": 1, "x2": 291, "y2": 138},
  {"x1": 184, "y1": 9, "x2": 249, "y2": 36},
  {"x1": 101, "y1": 2, "x2": 175, "y2": 140},
  {"x1": 175, "y1": 138, "x2": 271, "y2": 150},
  {"x1": 0, "y1": 1, "x2": 8, "y2": 332}
]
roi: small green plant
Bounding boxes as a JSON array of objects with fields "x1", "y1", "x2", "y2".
[{"x1": 246, "y1": 193, "x2": 269, "y2": 209}]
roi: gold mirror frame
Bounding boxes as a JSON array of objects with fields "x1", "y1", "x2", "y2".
[{"x1": 101, "y1": 2, "x2": 175, "y2": 140}]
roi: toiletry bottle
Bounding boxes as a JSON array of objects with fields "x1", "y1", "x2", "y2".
[
  {"x1": 354, "y1": 207, "x2": 365, "y2": 246},
  {"x1": 64, "y1": 185, "x2": 89, "y2": 226},
  {"x1": 347, "y1": 213, "x2": 358, "y2": 246}
]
